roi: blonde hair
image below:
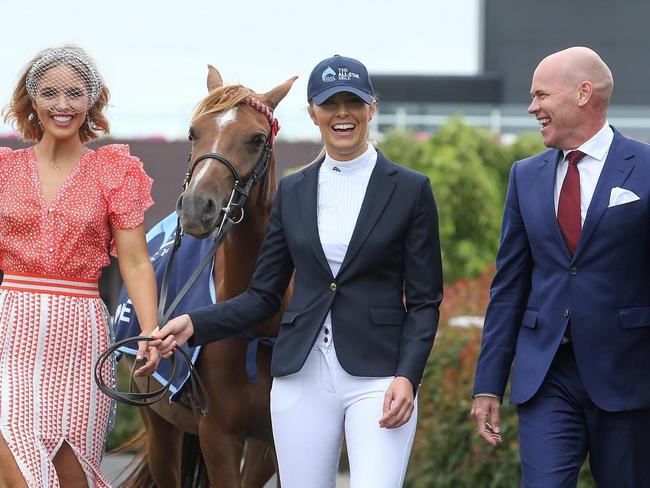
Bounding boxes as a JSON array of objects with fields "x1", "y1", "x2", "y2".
[{"x1": 2, "y1": 45, "x2": 110, "y2": 142}]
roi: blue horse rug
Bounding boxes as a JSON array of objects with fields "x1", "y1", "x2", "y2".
[
  {"x1": 113, "y1": 212, "x2": 274, "y2": 401},
  {"x1": 113, "y1": 212, "x2": 215, "y2": 401}
]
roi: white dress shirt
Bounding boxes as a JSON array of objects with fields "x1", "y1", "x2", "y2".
[{"x1": 554, "y1": 122, "x2": 614, "y2": 223}]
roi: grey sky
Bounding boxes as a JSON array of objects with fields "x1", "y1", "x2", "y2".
[{"x1": 1, "y1": 0, "x2": 479, "y2": 141}]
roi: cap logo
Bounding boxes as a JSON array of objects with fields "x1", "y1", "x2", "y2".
[
  {"x1": 322, "y1": 67, "x2": 336, "y2": 82},
  {"x1": 337, "y1": 67, "x2": 360, "y2": 81}
]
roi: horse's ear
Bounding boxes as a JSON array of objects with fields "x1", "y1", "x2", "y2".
[
  {"x1": 260, "y1": 76, "x2": 298, "y2": 109},
  {"x1": 207, "y1": 64, "x2": 224, "y2": 92}
]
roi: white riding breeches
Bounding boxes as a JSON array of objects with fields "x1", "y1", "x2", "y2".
[{"x1": 270, "y1": 324, "x2": 418, "y2": 488}]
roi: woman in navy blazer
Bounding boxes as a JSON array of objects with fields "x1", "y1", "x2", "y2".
[{"x1": 154, "y1": 55, "x2": 443, "y2": 488}]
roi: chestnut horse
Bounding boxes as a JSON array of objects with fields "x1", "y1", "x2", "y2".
[{"x1": 121, "y1": 66, "x2": 296, "y2": 487}]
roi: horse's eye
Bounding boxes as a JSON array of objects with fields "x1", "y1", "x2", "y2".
[{"x1": 251, "y1": 135, "x2": 266, "y2": 147}]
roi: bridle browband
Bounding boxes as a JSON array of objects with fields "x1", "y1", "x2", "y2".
[{"x1": 95, "y1": 96, "x2": 279, "y2": 415}]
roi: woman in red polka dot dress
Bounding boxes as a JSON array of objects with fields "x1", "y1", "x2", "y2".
[{"x1": 0, "y1": 46, "x2": 160, "y2": 487}]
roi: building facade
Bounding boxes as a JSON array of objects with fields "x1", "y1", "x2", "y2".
[{"x1": 373, "y1": 0, "x2": 650, "y2": 140}]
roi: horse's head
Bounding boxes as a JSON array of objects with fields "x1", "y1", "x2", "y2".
[{"x1": 177, "y1": 65, "x2": 297, "y2": 238}]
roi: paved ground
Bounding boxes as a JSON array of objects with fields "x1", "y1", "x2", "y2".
[
  {"x1": 101, "y1": 455, "x2": 133, "y2": 486},
  {"x1": 101, "y1": 454, "x2": 351, "y2": 487}
]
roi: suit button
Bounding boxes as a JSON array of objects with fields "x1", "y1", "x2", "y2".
[
  {"x1": 562, "y1": 308, "x2": 570, "y2": 318},
  {"x1": 569, "y1": 267, "x2": 578, "y2": 276},
  {"x1": 330, "y1": 282, "x2": 337, "y2": 292}
]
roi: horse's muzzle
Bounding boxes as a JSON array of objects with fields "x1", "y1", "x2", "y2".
[{"x1": 176, "y1": 192, "x2": 224, "y2": 237}]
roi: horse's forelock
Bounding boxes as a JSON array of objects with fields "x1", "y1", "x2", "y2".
[{"x1": 191, "y1": 85, "x2": 254, "y2": 125}]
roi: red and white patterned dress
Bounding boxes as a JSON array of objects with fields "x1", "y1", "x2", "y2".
[{"x1": 0, "y1": 144, "x2": 153, "y2": 487}]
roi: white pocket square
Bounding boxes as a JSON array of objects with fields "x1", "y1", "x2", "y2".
[{"x1": 608, "y1": 187, "x2": 640, "y2": 208}]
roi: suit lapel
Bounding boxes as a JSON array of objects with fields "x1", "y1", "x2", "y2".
[
  {"x1": 296, "y1": 160, "x2": 332, "y2": 276},
  {"x1": 538, "y1": 149, "x2": 572, "y2": 260},
  {"x1": 337, "y1": 151, "x2": 397, "y2": 277},
  {"x1": 573, "y1": 131, "x2": 635, "y2": 260}
]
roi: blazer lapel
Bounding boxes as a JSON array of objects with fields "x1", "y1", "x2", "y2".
[
  {"x1": 573, "y1": 131, "x2": 635, "y2": 260},
  {"x1": 297, "y1": 161, "x2": 332, "y2": 276},
  {"x1": 538, "y1": 149, "x2": 572, "y2": 260},
  {"x1": 337, "y1": 151, "x2": 397, "y2": 277}
]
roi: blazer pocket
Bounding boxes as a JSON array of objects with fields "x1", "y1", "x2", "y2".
[
  {"x1": 521, "y1": 308, "x2": 539, "y2": 329},
  {"x1": 619, "y1": 307, "x2": 650, "y2": 329},
  {"x1": 281, "y1": 310, "x2": 302, "y2": 326},
  {"x1": 370, "y1": 307, "x2": 406, "y2": 326},
  {"x1": 603, "y1": 199, "x2": 643, "y2": 218}
]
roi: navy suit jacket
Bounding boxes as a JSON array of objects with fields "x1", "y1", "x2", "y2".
[
  {"x1": 474, "y1": 129, "x2": 650, "y2": 411},
  {"x1": 189, "y1": 150, "x2": 443, "y2": 390}
]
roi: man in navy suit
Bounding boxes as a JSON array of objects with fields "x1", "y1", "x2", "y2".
[{"x1": 472, "y1": 46, "x2": 650, "y2": 487}]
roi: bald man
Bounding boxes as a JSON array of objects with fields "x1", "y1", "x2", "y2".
[{"x1": 471, "y1": 47, "x2": 650, "y2": 487}]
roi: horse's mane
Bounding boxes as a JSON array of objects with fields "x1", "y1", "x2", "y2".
[{"x1": 192, "y1": 84, "x2": 277, "y2": 209}]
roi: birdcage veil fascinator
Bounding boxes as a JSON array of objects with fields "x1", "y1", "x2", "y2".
[{"x1": 26, "y1": 46, "x2": 103, "y2": 114}]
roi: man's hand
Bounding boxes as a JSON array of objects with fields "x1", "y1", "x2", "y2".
[
  {"x1": 149, "y1": 314, "x2": 194, "y2": 358},
  {"x1": 379, "y1": 376, "x2": 415, "y2": 429},
  {"x1": 471, "y1": 395, "x2": 503, "y2": 446}
]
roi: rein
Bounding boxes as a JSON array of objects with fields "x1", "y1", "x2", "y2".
[{"x1": 94, "y1": 97, "x2": 279, "y2": 415}]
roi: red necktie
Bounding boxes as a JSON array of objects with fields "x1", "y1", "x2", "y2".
[{"x1": 557, "y1": 150, "x2": 586, "y2": 256}]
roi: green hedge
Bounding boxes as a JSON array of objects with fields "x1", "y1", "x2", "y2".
[
  {"x1": 407, "y1": 326, "x2": 520, "y2": 487},
  {"x1": 380, "y1": 120, "x2": 545, "y2": 283},
  {"x1": 106, "y1": 361, "x2": 144, "y2": 451},
  {"x1": 404, "y1": 271, "x2": 593, "y2": 487}
]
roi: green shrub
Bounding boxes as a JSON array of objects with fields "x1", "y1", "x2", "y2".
[
  {"x1": 407, "y1": 326, "x2": 520, "y2": 487},
  {"x1": 406, "y1": 270, "x2": 593, "y2": 487},
  {"x1": 380, "y1": 119, "x2": 545, "y2": 284},
  {"x1": 106, "y1": 361, "x2": 144, "y2": 451}
]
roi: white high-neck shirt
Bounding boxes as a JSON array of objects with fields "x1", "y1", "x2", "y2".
[{"x1": 317, "y1": 144, "x2": 377, "y2": 326}]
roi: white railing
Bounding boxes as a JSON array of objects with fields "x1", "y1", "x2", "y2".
[{"x1": 375, "y1": 108, "x2": 650, "y2": 134}]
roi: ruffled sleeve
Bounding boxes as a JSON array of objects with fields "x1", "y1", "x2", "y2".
[{"x1": 96, "y1": 144, "x2": 154, "y2": 254}]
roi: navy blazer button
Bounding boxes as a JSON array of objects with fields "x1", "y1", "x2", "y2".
[
  {"x1": 330, "y1": 283, "x2": 337, "y2": 292},
  {"x1": 563, "y1": 308, "x2": 570, "y2": 318},
  {"x1": 569, "y1": 267, "x2": 578, "y2": 275}
]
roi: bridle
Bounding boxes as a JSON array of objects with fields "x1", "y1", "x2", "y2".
[
  {"x1": 182, "y1": 97, "x2": 279, "y2": 227},
  {"x1": 94, "y1": 96, "x2": 279, "y2": 415}
]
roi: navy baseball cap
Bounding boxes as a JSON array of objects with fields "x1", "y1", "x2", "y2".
[{"x1": 307, "y1": 55, "x2": 374, "y2": 105}]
